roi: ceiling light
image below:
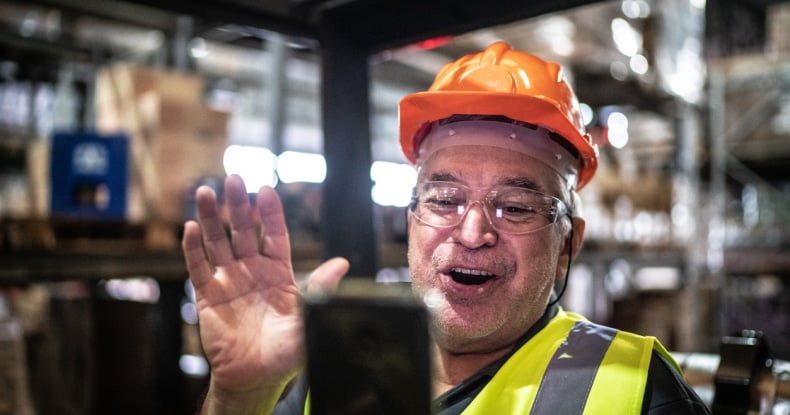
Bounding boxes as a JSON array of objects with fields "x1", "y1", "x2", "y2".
[
  {"x1": 370, "y1": 161, "x2": 416, "y2": 207},
  {"x1": 611, "y1": 18, "x2": 642, "y2": 57},
  {"x1": 223, "y1": 145, "x2": 277, "y2": 191},
  {"x1": 277, "y1": 151, "x2": 326, "y2": 184}
]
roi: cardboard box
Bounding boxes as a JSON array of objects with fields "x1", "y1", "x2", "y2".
[{"x1": 95, "y1": 65, "x2": 228, "y2": 224}]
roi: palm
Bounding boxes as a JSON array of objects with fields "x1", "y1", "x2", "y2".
[
  {"x1": 193, "y1": 256, "x2": 302, "y2": 391},
  {"x1": 182, "y1": 175, "x2": 347, "y2": 397}
]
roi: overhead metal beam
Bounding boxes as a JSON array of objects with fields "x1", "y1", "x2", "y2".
[
  {"x1": 1, "y1": 0, "x2": 611, "y2": 63},
  {"x1": 319, "y1": 0, "x2": 602, "y2": 52}
]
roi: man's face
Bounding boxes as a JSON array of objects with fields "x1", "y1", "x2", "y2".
[{"x1": 407, "y1": 144, "x2": 569, "y2": 354}]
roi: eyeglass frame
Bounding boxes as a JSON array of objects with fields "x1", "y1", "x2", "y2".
[{"x1": 408, "y1": 181, "x2": 571, "y2": 235}]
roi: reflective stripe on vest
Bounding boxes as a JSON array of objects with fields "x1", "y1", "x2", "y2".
[
  {"x1": 529, "y1": 321, "x2": 618, "y2": 414},
  {"x1": 462, "y1": 309, "x2": 664, "y2": 415}
]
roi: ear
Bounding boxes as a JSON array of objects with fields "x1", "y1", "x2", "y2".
[
  {"x1": 555, "y1": 217, "x2": 586, "y2": 279},
  {"x1": 568, "y1": 217, "x2": 586, "y2": 261}
]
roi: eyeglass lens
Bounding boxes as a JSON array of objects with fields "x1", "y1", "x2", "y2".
[{"x1": 411, "y1": 182, "x2": 565, "y2": 234}]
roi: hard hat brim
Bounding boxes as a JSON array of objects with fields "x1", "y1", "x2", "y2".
[{"x1": 399, "y1": 91, "x2": 598, "y2": 189}]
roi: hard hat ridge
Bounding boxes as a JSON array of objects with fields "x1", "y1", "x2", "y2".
[{"x1": 399, "y1": 41, "x2": 598, "y2": 190}]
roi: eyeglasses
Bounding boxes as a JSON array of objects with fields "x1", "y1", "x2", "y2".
[{"x1": 410, "y1": 181, "x2": 569, "y2": 235}]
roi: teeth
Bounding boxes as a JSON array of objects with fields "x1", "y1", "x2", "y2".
[
  {"x1": 449, "y1": 267, "x2": 495, "y2": 286},
  {"x1": 450, "y1": 267, "x2": 493, "y2": 277}
]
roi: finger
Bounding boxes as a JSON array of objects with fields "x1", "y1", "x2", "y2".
[
  {"x1": 305, "y1": 257, "x2": 350, "y2": 296},
  {"x1": 256, "y1": 186, "x2": 292, "y2": 263},
  {"x1": 182, "y1": 220, "x2": 214, "y2": 290},
  {"x1": 225, "y1": 175, "x2": 259, "y2": 259},
  {"x1": 195, "y1": 185, "x2": 235, "y2": 266}
]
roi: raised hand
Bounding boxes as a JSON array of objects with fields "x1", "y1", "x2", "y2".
[{"x1": 182, "y1": 175, "x2": 348, "y2": 414}]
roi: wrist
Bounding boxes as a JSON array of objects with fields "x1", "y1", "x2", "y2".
[{"x1": 199, "y1": 379, "x2": 287, "y2": 415}]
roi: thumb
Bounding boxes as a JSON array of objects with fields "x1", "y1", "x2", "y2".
[{"x1": 305, "y1": 257, "x2": 350, "y2": 296}]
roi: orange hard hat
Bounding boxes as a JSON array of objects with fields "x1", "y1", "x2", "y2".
[{"x1": 399, "y1": 41, "x2": 598, "y2": 190}]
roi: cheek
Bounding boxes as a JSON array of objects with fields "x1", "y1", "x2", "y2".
[
  {"x1": 407, "y1": 226, "x2": 435, "y2": 277},
  {"x1": 509, "y1": 234, "x2": 565, "y2": 288},
  {"x1": 500, "y1": 248, "x2": 559, "y2": 325},
  {"x1": 514, "y1": 257, "x2": 556, "y2": 300},
  {"x1": 516, "y1": 240, "x2": 559, "y2": 272},
  {"x1": 406, "y1": 223, "x2": 450, "y2": 294}
]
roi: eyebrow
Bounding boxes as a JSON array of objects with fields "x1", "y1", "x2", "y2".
[
  {"x1": 497, "y1": 177, "x2": 543, "y2": 192},
  {"x1": 425, "y1": 173, "x2": 545, "y2": 193},
  {"x1": 426, "y1": 172, "x2": 458, "y2": 182}
]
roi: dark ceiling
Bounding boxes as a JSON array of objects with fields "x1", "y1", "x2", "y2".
[
  {"x1": 0, "y1": 0, "x2": 781, "y2": 104},
  {"x1": 109, "y1": 0, "x2": 603, "y2": 52},
  {"x1": 1, "y1": 0, "x2": 602, "y2": 69}
]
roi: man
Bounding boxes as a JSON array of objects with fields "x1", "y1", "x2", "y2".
[{"x1": 182, "y1": 42, "x2": 710, "y2": 414}]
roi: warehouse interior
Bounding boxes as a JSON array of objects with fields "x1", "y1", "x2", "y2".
[{"x1": 0, "y1": 0, "x2": 789, "y2": 413}]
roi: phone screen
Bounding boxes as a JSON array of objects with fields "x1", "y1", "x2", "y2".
[{"x1": 304, "y1": 283, "x2": 432, "y2": 415}]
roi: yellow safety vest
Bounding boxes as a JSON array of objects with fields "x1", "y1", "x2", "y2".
[
  {"x1": 304, "y1": 308, "x2": 679, "y2": 414},
  {"x1": 462, "y1": 308, "x2": 679, "y2": 414}
]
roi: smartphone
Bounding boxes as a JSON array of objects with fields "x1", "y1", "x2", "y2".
[{"x1": 304, "y1": 281, "x2": 433, "y2": 415}]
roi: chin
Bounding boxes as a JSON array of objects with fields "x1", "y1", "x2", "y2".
[{"x1": 431, "y1": 310, "x2": 499, "y2": 346}]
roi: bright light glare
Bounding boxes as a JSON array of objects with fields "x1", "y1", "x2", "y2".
[
  {"x1": 180, "y1": 354, "x2": 209, "y2": 377},
  {"x1": 276, "y1": 151, "x2": 327, "y2": 184},
  {"x1": 634, "y1": 267, "x2": 680, "y2": 291},
  {"x1": 606, "y1": 112, "x2": 629, "y2": 149},
  {"x1": 223, "y1": 145, "x2": 277, "y2": 191},
  {"x1": 611, "y1": 18, "x2": 642, "y2": 57},
  {"x1": 536, "y1": 16, "x2": 576, "y2": 57},
  {"x1": 690, "y1": 0, "x2": 706, "y2": 10},
  {"x1": 622, "y1": 0, "x2": 651, "y2": 18},
  {"x1": 101, "y1": 278, "x2": 160, "y2": 303},
  {"x1": 580, "y1": 103, "x2": 594, "y2": 126},
  {"x1": 181, "y1": 302, "x2": 199, "y2": 325},
  {"x1": 671, "y1": 203, "x2": 691, "y2": 228},
  {"x1": 608, "y1": 127, "x2": 629, "y2": 149},
  {"x1": 630, "y1": 54, "x2": 649, "y2": 75},
  {"x1": 189, "y1": 37, "x2": 209, "y2": 58},
  {"x1": 607, "y1": 111, "x2": 629, "y2": 129},
  {"x1": 667, "y1": 39, "x2": 705, "y2": 103},
  {"x1": 551, "y1": 38, "x2": 575, "y2": 57},
  {"x1": 370, "y1": 161, "x2": 417, "y2": 207}
]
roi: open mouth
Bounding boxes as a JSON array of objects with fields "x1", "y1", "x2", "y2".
[{"x1": 449, "y1": 267, "x2": 495, "y2": 285}]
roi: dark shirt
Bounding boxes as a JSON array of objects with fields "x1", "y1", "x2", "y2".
[{"x1": 274, "y1": 303, "x2": 711, "y2": 414}]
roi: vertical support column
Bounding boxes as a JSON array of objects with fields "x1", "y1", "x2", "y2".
[
  {"x1": 673, "y1": 98, "x2": 706, "y2": 353},
  {"x1": 172, "y1": 16, "x2": 193, "y2": 71},
  {"x1": 154, "y1": 280, "x2": 184, "y2": 414},
  {"x1": 82, "y1": 65, "x2": 96, "y2": 131},
  {"x1": 318, "y1": 26, "x2": 379, "y2": 277},
  {"x1": 707, "y1": 70, "x2": 728, "y2": 346},
  {"x1": 265, "y1": 33, "x2": 289, "y2": 155}
]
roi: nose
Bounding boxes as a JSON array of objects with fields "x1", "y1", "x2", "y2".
[{"x1": 452, "y1": 201, "x2": 498, "y2": 248}]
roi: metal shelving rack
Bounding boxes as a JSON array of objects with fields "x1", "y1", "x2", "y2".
[{"x1": 707, "y1": 53, "x2": 790, "y2": 358}]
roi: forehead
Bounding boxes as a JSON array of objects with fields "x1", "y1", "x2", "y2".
[{"x1": 418, "y1": 145, "x2": 565, "y2": 194}]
